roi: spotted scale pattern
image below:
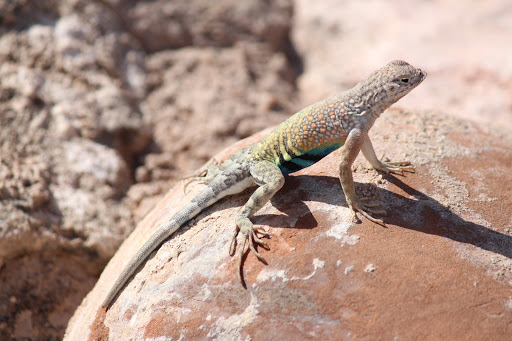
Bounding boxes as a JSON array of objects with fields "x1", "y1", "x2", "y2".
[
  {"x1": 249, "y1": 94, "x2": 369, "y2": 174},
  {"x1": 249, "y1": 60, "x2": 426, "y2": 175}
]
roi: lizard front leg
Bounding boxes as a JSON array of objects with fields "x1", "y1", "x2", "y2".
[
  {"x1": 361, "y1": 135, "x2": 414, "y2": 174},
  {"x1": 339, "y1": 130, "x2": 386, "y2": 224},
  {"x1": 229, "y1": 160, "x2": 285, "y2": 284}
]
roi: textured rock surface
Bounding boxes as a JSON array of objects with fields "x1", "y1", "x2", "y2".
[
  {"x1": 66, "y1": 110, "x2": 512, "y2": 340},
  {"x1": 2, "y1": 0, "x2": 512, "y2": 339},
  {"x1": 0, "y1": 0, "x2": 295, "y2": 339},
  {"x1": 101, "y1": 0, "x2": 294, "y2": 52}
]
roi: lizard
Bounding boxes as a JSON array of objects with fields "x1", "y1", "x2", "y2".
[{"x1": 102, "y1": 60, "x2": 426, "y2": 308}]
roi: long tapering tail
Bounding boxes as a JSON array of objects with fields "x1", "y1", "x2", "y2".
[
  {"x1": 101, "y1": 217, "x2": 181, "y2": 308},
  {"x1": 102, "y1": 163, "x2": 253, "y2": 308}
]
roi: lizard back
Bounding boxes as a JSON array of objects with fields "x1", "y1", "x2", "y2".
[
  {"x1": 249, "y1": 95, "x2": 357, "y2": 174},
  {"x1": 248, "y1": 60, "x2": 427, "y2": 174}
]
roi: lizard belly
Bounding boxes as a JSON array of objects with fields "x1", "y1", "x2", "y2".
[{"x1": 277, "y1": 142, "x2": 343, "y2": 174}]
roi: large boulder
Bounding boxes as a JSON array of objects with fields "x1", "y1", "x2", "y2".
[{"x1": 66, "y1": 109, "x2": 512, "y2": 339}]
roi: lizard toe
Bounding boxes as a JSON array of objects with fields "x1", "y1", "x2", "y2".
[
  {"x1": 232, "y1": 217, "x2": 271, "y2": 285},
  {"x1": 351, "y1": 201, "x2": 386, "y2": 226}
]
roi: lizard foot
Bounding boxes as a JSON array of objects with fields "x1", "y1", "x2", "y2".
[
  {"x1": 373, "y1": 156, "x2": 415, "y2": 175},
  {"x1": 229, "y1": 217, "x2": 270, "y2": 286},
  {"x1": 183, "y1": 158, "x2": 220, "y2": 193},
  {"x1": 351, "y1": 200, "x2": 386, "y2": 226}
]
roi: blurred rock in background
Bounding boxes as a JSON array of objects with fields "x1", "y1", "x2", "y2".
[{"x1": 0, "y1": 0, "x2": 511, "y2": 339}]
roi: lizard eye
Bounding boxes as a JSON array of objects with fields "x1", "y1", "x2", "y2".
[{"x1": 400, "y1": 78, "x2": 409, "y2": 84}]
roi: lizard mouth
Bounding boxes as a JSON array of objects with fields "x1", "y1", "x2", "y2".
[{"x1": 418, "y1": 69, "x2": 427, "y2": 81}]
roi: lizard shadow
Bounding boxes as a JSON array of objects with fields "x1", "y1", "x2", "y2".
[
  {"x1": 253, "y1": 176, "x2": 319, "y2": 230},
  {"x1": 384, "y1": 175, "x2": 512, "y2": 259},
  {"x1": 251, "y1": 174, "x2": 346, "y2": 230},
  {"x1": 251, "y1": 173, "x2": 512, "y2": 260}
]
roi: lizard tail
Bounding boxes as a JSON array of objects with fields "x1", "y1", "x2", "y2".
[
  {"x1": 101, "y1": 204, "x2": 195, "y2": 308},
  {"x1": 102, "y1": 165, "x2": 253, "y2": 308},
  {"x1": 101, "y1": 193, "x2": 212, "y2": 308}
]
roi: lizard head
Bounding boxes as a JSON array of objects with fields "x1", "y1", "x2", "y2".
[{"x1": 359, "y1": 60, "x2": 426, "y2": 113}]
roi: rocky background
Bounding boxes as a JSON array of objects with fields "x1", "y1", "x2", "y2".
[{"x1": 0, "y1": 0, "x2": 511, "y2": 339}]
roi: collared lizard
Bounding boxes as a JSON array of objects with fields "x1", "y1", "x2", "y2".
[{"x1": 102, "y1": 60, "x2": 426, "y2": 308}]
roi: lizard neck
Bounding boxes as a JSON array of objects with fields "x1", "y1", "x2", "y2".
[
  {"x1": 352, "y1": 81, "x2": 401, "y2": 116},
  {"x1": 343, "y1": 87, "x2": 383, "y2": 121}
]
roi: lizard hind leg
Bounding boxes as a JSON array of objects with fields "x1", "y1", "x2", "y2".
[
  {"x1": 230, "y1": 160, "x2": 285, "y2": 285},
  {"x1": 182, "y1": 158, "x2": 221, "y2": 193},
  {"x1": 183, "y1": 149, "x2": 250, "y2": 193}
]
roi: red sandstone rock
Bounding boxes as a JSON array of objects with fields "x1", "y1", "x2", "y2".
[
  {"x1": 66, "y1": 110, "x2": 512, "y2": 339},
  {"x1": 2, "y1": 0, "x2": 512, "y2": 338}
]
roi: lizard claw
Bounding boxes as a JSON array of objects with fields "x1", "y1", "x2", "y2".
[
  {"x1": 384, "y1": 161, "x2": 415, "y2": 175},
  {"x1": 351, "y1": 200, "x2": 386, "y2": 226},
  {"x1": 373, "y1": 156, "x2": 415, "y2": 175},
  {"x1": 359, "y1": 198, "x2": 381, "y2": 208},
  {"x1": 229, "y1": 218, "x2": 270, "y2": 285}
]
